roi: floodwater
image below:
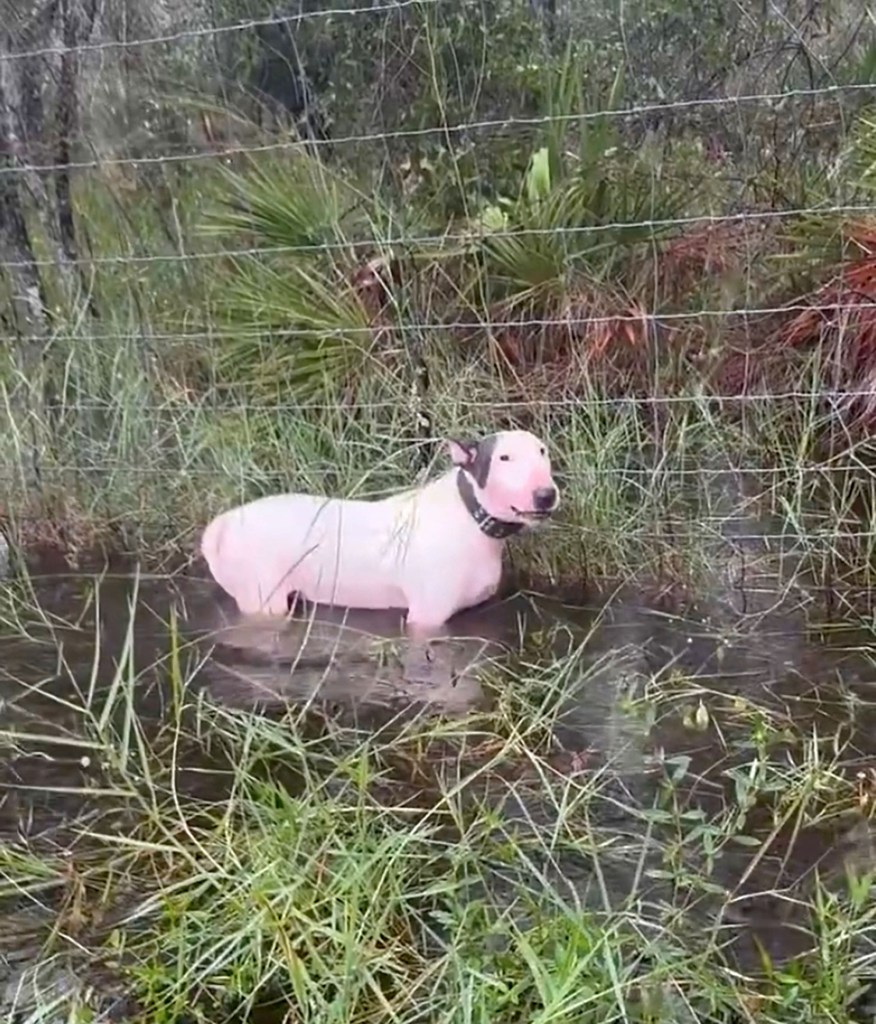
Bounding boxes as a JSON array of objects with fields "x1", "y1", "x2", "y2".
[{"x1": 2, "y1": 536, "x2": 876, "y2": 1020}]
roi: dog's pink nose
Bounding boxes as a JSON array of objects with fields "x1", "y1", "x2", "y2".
[{"x1": 532, "y1": 487, "x2": 557, "y2": 511}]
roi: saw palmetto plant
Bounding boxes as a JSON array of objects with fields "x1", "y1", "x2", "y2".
[
  {"x1": 461, "y1": 60, "x2": 699, "y2": 376},
  {"x1": 204, "y1": 155, "x2": 406, "y2": 401}
]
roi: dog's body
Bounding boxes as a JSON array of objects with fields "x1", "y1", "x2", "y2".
[{"x1": 201, "y1": 429, "x2": 559, "y2": 640}]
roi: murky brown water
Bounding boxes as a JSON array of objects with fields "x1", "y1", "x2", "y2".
[{"x1": 2, "y1": 543, "x2": 876, "y2": 1020}]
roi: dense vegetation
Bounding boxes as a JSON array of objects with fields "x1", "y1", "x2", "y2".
[
  {"x1": 0, "y1": 0, "x2": 874, "y2": 592},
  {"x1": 3, "y1": 2, "x2": 876, "y2": 1022}
]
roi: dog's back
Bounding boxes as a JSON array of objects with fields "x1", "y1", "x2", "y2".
[{"x1": 202, "y1": 489, "x2": 426, "y2": 614}]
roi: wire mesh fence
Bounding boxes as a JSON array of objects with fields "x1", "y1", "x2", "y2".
[
  {"x1": 6, "y1": 10, "x2": 876, "y2": 1024},
  {"x1": 1, "y1": 0, "x2": 876, "y2": 595}
]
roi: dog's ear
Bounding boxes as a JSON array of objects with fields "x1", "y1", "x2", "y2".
[
  {"x1": 446, "y1": 438, "x2": 479, "y2": 467},
  {"x1": 447, "y1": 434, "x2": 497, "y2": 488}
]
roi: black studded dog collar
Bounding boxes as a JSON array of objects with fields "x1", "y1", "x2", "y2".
[{"x1": 456, "y1": 470, "x2": 525, "y2": 540}]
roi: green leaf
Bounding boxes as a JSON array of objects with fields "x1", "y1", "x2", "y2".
[
  {"x1": 479, "y1": 203, "x2": 510, "y2": 232},
  {"x1": 525, "y1": 147, "x2": 553, "y2": 206}
]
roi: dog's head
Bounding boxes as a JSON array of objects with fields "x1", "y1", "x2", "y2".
[{"x1": 447, "y1": 429, "x2": 560, "y2": 526}]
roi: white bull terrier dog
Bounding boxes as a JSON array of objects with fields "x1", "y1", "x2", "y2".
[{"x1": 200, "y1": 429, "x2": 560, "y2": 682}]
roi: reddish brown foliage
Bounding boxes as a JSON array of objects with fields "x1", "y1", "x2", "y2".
[
  {"x1": 656, "y1": 217, "x2": 772, "y2": 306},
  {"x1": 350, "y1": 254, "x2": 402, "y2": 321},
  {"x1": 487, "y1": 284, "x2": 670, "y2": 397},
  {"x1": 703, "y1": 220, "x2": 876, "y2": 426},
  {"x1": 488, "y1": 218, "x2": 780, "y2": 400},
  {"x1": 771, "y1": 220, "x2": 876, "y2": 427}
]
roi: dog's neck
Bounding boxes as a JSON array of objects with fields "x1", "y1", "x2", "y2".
[{"x1": 456, "y1": 470, "x2": 525, "y2": 540}]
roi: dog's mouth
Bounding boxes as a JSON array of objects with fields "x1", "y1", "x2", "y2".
[{"x1": 512, "y1": 506, "x2": 555, "y2": 521}]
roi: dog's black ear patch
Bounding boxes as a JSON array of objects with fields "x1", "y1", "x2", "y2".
[
  {"x1": 447, "y1": 434, "x2": 498, "y2": 488},
  {"x1": 469, "y1": 434, "x2": 498, "y2": 488},
  {"x1": 446, "y1": 438, "x2": 479, "y2": 467}
]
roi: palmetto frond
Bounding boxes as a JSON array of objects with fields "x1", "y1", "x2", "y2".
[
  {"x1": 206, "y1": 155, "x2": 391, "y2": 400},
  {"x1": 474, "y1": 63, "x2": 693, "y2": 312},
  {"x1": 206, "y1": 157, "x2": 364, "y2": 253}
]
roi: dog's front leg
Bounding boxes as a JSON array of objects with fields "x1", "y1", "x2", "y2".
[{"x1": 403, "y1": 607, "x2": 454, "y2": 685}]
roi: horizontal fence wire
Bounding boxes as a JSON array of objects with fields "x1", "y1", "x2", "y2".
[
  {"x1": 0, "y1": 462, "x2": 872, "y2": 478},
  {"x1": 2, "y1": 83, "x2": 873, "y2": 177},
  {"x1": 0, "y1": 304, "x2": 875, "y2": 344},
  {"x1": 0, "y1": 0, "x2": 438, "y2": 62},
  {"x1": 0, "y1": 506, "x2": 870, "y2": 544},
  {"x1": 6, "y1": 393, "x2": 876, "y2": 410},
  {"x1": 1, "y1": 204, "x2": 875, "y2": 269}
]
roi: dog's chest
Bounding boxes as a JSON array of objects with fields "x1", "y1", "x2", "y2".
[{"x1": 455, "y1": 548, "x2": 503, "y2": 608}]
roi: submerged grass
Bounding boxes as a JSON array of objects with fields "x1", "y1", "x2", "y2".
[{"x1": 2, "y1": 570, "x2": 876, "y2": 1022}]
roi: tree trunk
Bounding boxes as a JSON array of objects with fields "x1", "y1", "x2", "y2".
[
  {"x1": 0, "y1": 32, "x2": 49, "y2": 487},
  {"x1": 55, "y1": 0, "x2": 101, "y2": 317}
]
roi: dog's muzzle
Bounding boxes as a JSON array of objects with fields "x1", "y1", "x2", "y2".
[
  {"x1": 510, "y1": 486, "x2": 559, "y2": 520},
  {"x1": 533, "y1": 486, "x2": 558, "y2": 512}
]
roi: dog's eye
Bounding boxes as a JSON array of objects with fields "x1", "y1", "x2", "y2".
[
  {"x1": 499, "y1": 454, "x2": 510, "y2": 462},
  {"x1": 539, "y1": 447, "x2": 546, "y2": 456}
]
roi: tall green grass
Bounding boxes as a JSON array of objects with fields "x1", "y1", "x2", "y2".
[{"x1": 3, "y1": 323, "x2": 875, "y2": 598}]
